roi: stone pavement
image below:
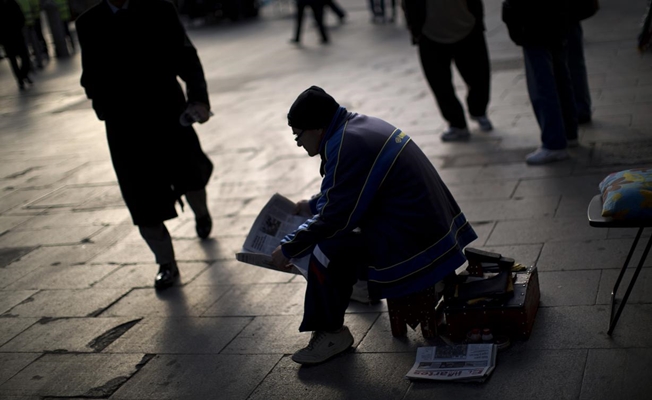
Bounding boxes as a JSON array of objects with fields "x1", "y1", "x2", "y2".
[{"x1": 1, "y1": 0, "x2": 652, "y2": 398}]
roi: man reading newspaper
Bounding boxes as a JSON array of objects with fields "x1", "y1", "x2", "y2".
[{"x1": 271, "y1": 86, "x2": 477, "y2": 365}]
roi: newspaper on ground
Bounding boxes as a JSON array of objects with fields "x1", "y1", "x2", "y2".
[
  {"x1": 405, "y1": 344, "x2": 497, "y2": 382},
  {"x1": 236, "y1": 193, "x2": 310, "y2": 278}
]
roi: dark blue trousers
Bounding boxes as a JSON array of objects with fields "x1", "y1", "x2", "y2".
[{"x1": 299, "y1": 232, "x2": 369, "y2": 332}]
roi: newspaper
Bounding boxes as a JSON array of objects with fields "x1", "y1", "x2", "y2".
[
  {"x1": 405, "y1": 344, "x2": 497, "y2": 382},
  {"x1": 235, "y1": 193, "x2": 310, "y2": 278}
]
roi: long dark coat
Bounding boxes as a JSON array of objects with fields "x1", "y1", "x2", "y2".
[{"x1": 76, "y1": 0, "x2": 213, "y2": 226}]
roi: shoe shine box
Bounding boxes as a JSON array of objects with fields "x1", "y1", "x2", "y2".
[{"x1": 444, "y1": 265, "x2": 540, "y2": 342}]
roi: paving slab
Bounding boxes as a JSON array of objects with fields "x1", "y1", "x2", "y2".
[
  {"x1": 0, "y1": 291, "x2": 39, "y2": 315},
  {"x1": 4, "y1": 289, "x2": 128, "y2": 318},
  {"x1": 357, "y1": 313, "x2": 447, "y2": 353},
  {"x1": 110, "y1": 354, "x2": 281, "y2": 400},
  {"x1": 486, "y1": 217, "x2": 607, "y2": 246},
  {"x1": 0, "y1": 353, "x2": 146, "y2": 398},
  {"x1": 524, "y1": 304, "x2": 652, "y2": 350},
  {"x1": 93, "y1": 262, "x2": 209, "y2": 289},
  {"x1": 446, "y1": 180, "x2": 518, "y2": 201},
  {"x1": 457, "y1": 196, "x2": 560, "y2": 221},
  {"x1": 249, "y1": 353, "x2": 414, "y2": 400},
  {"x1": 0, "y1": 226, "x2": 104, "y2": 247},
  {"x1": 222, "y1": 313, "x2": 377, "y2": 355},
  {"x1": 537, "y1": 238, "x2": 644, "y2": 272},
  {"x1": 3, "y1": 264, "x2": 121, "y2": 290},
  {"x1": 186, "y1": 259, "x2": 296, "y2": 286},
  {"x1": 0, "y1": 318, "x2": 38, "y2": 347},
  {"x1": 0, "y1": 317, "x2": 138, "y2": 353},
  {"x1": 580, "y1": 348, "x2": 652, "y2": 400},
  {"x1": 0, "y1": 353, "x2": 41, "y2": 386},
  {"x1": 202, "y1": 282, "x2": 306, "y2": 317},
  {"x1": 595, "y1": 267, "x2": 652, "y2": 305},
  {"x1": 101, "y1": 286, "x2": 229, "y2": 317},
  {"x1": 104, "y1": 316, "x2": 252, "y2": 354},
  {"x1": 538, "y1": 270, "x2": 602, "y2": 307}
]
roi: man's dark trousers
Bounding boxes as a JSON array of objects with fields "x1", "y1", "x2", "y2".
[{"x1": 299, "y1": 232, "x2": 368, "y2": 332}]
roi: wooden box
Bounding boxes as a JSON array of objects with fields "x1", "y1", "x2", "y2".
[{"x1": 443, "y1": 266, "x2": 540, "y2": 342}]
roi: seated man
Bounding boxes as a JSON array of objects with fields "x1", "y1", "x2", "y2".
[{"x1": 272, "y1": 86, "x2": 477, "y2": 365}]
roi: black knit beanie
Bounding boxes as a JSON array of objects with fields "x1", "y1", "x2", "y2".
[{"x1": 287, "y1": 86, "x2": 340, "y2": 130}]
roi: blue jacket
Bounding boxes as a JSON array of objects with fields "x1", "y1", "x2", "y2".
[{"x1": 281, "y1": 108, "x2": 477, "y2": 299}]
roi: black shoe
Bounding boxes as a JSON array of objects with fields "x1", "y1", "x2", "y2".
[
  {"x1": 155, "y1": 261, "x2": 179, "y2": 290},
  {"x1": 195, "y1": 214, "x2": 212, "y2": 239}
]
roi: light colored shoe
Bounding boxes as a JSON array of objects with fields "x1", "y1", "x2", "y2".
[
  {"x1": 567, "y1": 139, "x2": 579, "y2": 148},
  {"x1": 441, "y1": 127, "x2": 471, "y2": 142},
  {"x1": 291, "y1": 326, "x2": 354, "y2": 365},
  {"x1": 525, "y1": 147, "x2": 570, "y2": 165},
  {"x1": 471, "y1": 115, "x2": 493, "y2": 131}
]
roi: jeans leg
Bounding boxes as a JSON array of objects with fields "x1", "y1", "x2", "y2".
[
  {"x1": 523, "y1": 45, "x2": 567, "y2": 150},
  {"x1": 139, "y1": 223, "x2": 175, "y2": 265},
  {"x1": 552, "y1": 43, "x2": 578, "y2": 141},
  {"x1": 311, "y1": 4, "x2": 329, "y2": 43},
  {"x1": 567, "y1": 22, "x2": 592, "y2": 120},
  {"x1": 294, "y1": 4, "x2": 305, "y2": 42},
  {"x1": 419, "y1": 36, "x2": 467, "y2": 128}
]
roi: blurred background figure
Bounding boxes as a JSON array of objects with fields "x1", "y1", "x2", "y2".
[
  {"x1": 17, "y1": 0, "x2": 47, "y2": 69},
  {"x1": 0, "y1": 0, "x2": 33, "y2": 90},
  {"x1": 569, "y1": 0, "x2": 599, "y2": 125},
  {"x1": 55, "y1": 0, "x2": 75, "y2": 54},
  {"x1": 325, "y1": 0, "x2": 346, "y2": 24},
  {"x1": 33, "y1": 0, "x2": 50, "y2": 60},
  {"x1": 369, "y1": 0, "x2": 396, "y2": 23},
  {"x1": 291, "y1": 0, "x2": 329, "y2": 45}
]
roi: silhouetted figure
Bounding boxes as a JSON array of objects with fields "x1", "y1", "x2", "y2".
[
  {"x1": 55, "y1": 0, "x2": 75, "y2": 53},
  {"x1": 292, "y1": 0, "x2": 329, "y2": 45},
  {"x1": 569, "y1": 0, "x2": 599, "y2": 124},
  {"x1": 325, "y1": 0, "x2": 346, "y2": 23},
  {"x1": 404, "y1": 0, "x2": 492, "y2": 142},
  {"x1": 0, "y1": 0, "x2": 32, "y2": 90},
  {"x1": 272, "y1": 86, "x2": 477, "y2": 365},
  {"x1": 503, "y1": 0, "x2": 577, "y2": 165},
  {"x1": 76, "y1": 0, "x2": 214, "y2": 290},
  {"x1": 370, "y1": 0, "x2": 396, "y2": 23}
]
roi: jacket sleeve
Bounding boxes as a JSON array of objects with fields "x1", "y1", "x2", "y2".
[
  {"x1": 163, "y1": 1, "x2": 210, "y2": 108},
  {"x1": 281, "y1": 131, "x2": 377, "y2": 258}
]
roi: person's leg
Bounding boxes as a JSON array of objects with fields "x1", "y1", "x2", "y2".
[
  {"x1": 551, "y1": 42, "x2": 578, "y2": 142},
  {"x1": 327, "y1": 0, "x2": 345, "y2": 19},
  {"x1": 522, "y1": 45, "x2": 567, "y2": 150},
  {"x1": 418, "y1": 36, "x2": 467, "y2": 129},
  {"x1": 185, "y1": 188, "x2": 212, "y2": 239},
  {"x1": 454, "y1": 28, "x2": 491, "y2": 120},
  {"x1": 299, "y1": 233, "x2": 368, "y2": 332},
  {"x1": 139, "y1": 223, "x2": 179, "y2": 289},
  {"x1": 310, "y1": 3, "x2": 329, "y2": 43},
  {"x1": 567, "y1": 21, "x2": 592, "y2": 123},
  {"x1": 293, "y1": 2, "x2": 306, "y2": 43},
  {"x1": 5, "y1": 51, "x2": 23, "y2": 88}
]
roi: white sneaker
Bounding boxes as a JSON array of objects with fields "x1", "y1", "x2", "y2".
[
  {"x1": 525, "y1": 147, "x2": 570, "y2": 165},
  {"x1": 291, "y1": 326, "x2": 354, "y2": 365},
  {"x1": 441, "y1": 127, "x2": 471, "y2": 142},
  {"x1": 471, "y1": 115, "x2": 493, "y2": 131}
]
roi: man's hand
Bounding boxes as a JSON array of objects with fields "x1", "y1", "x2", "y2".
[
  {"x1": 184, "y1": 102, "x2": 211, "y2": 124},
  {"x1": 271, "y1": 245, "x2": 291, "y2": 269},
  {"x1": 294, "y1": 200, "x2": 312, "y2": 217}
]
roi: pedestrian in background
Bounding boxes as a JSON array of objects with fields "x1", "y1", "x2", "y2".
[
  {"x1": 325, "y1": 0, "x2": 346, "y2": 24},
  {"x1": 569, "y1": 0, "x2": 600, "y2": 124},
  {"x1": 76, "y1": 0, "x2": 214, "y2": 290},
  {"x1": 291, "y1": 0, "x2": 329, "y2": 45},
  {"x1": 55, "y1": 0, "x2": 75, "y2": 54},
  {"x1": 404, "y1": 0, "x2": 493, "y2": 142},
  {"x1": 17, "y1": 0, "x2": 46, "y2": 69},
  {"x1": 369, "y1": 0, "x2": 397, "y2": 23},
  {"x1": 502, "y1": 0, "x2": 577, "y2": 165},
  {"x1": 0, "y1": 0, "x2": 33, "y2": 90}
]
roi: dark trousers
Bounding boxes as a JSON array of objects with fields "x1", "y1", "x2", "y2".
[
  {"x1": 294, "y1": 0, "x2": 328, "y2": 43},
  {"x1": 418, "y1": 27, "x2": 491, "y2": 129},
  {"x1": 325, "y1": 0, "x2": 345, "y2": 19},
  {"x1": 300, "y1": 232, "x2": 369, "y2": 332},
  {"x1": 567, "y1": 22, "x2": 591, "y2": 121},
  {"x1": 3, "y1": 38, "x2": 31, "y2": 86},
  {"x1": 369, "y1": 0, "x2": 396, "y2": 19},
  {"x1": 523, "y1": 42, "x2": 578, "y2": 150}
]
